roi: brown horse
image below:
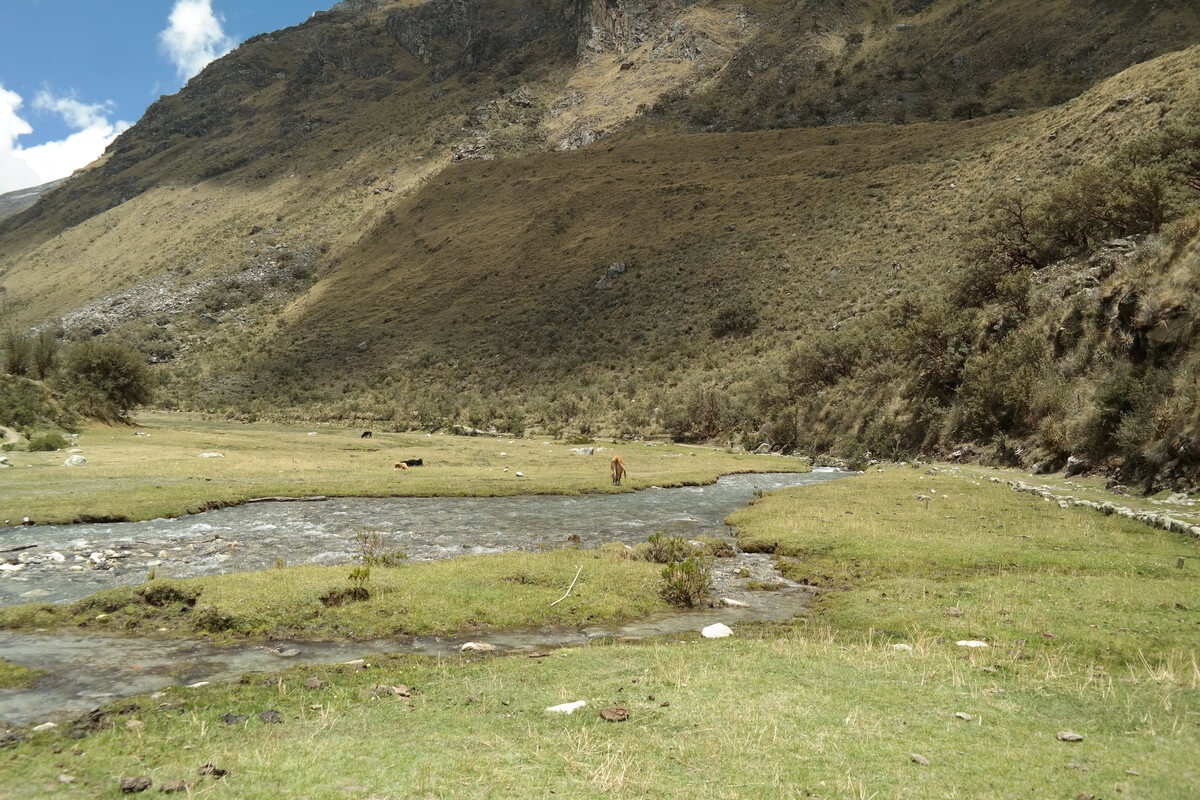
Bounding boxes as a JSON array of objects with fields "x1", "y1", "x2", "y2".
[{"x1": 610, "y1": 455, "x2": 626, "y2": 486}]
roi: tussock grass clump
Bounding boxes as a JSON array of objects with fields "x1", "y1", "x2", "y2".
[{"x1": 0, "y1": 657, "x2": 43, "y2": 689}]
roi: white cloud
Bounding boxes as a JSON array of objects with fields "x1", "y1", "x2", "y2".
[
  {"x1": 0, "y1": 85, "x2": 130, "y2": 195},
  {"x1": 159, "y1": 0, "x2": 237, "y2": 79}
]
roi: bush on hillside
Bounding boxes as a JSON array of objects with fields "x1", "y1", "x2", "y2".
[
  {"x1": 0, "y1": 374, "x2": 78, "y2": 434},
  {"x1": 57, "y1": 341, "x2": 154, "y2": 421},
  {"x1": 1, "y1": 329, "x2": 31, "y2": 376},
  {"x1": 27, "y1": 431, "x2": 66, "y2": 452},
  {"x1": 711, "y1": 303, "x2": 760, "y2": 337}
]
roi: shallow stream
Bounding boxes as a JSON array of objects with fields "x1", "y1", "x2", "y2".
[
  {"x1": 0, "y1": 471, "x2": 840, "y2": 606},
  {"x1": 0, "y1": 470, "x2": 843, "y2": 725}
]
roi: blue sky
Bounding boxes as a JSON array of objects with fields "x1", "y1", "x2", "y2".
[{"x1": 0, "y1": 0, "x2": 321, "y2": 193}]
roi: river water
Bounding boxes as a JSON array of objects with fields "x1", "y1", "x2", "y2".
[
  {"x1": 0, "y1": 469, "x2": 843, "y2": 725},
  {"x1": 0, "y1": 470, "x2": 841, "y2": 607}
]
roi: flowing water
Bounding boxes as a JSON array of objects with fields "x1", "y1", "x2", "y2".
[
  {"x1": 0, "y1": 471, "x2": 841, "y2": 606},
  {"x1": 0, "y1": 470, "x2": 844, "y2": 725}
]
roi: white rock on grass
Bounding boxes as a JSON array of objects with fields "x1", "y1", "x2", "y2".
[
  {"x1": 547, "y1": 700, "x2": 586, "y2": 714},
  {"x1": 199, "y1": 453, "x2": 224, "y2": 458},
  {"x1": 891, "y1": 643, "x2": 914, "y2": 652},
  {"x1": 956, "y1": 640, "x2": 989, "y2": 648},
  {"x1": 461, "y1": 642, "x2": 496, "y2": 652},
  {"x1": 61, "y1": 455, "x2": 87, "y2": 467},
  {"x1": 701, "y1": 623, "x2": 733, "y2": 639}
]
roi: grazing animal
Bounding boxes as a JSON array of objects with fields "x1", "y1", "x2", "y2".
[
  {"x1": 394, "y1": 462, "x2": 407, "y2": 470},
  {"x1": 610, "y1": 455, "x2": 626, "y2": 486},
  {"x1": 361, "y1": 431, "x2": 373, "y2": 439}
]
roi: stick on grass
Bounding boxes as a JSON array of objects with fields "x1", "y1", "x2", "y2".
[{"x1": 550, "y1": 565, "x2": 583, "y2": 607}]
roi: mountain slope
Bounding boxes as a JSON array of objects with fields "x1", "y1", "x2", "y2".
[{"x1": 1, "y1": 0, "x2": 1199, "y2": 486}]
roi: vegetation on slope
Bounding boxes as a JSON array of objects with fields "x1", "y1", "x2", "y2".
[{"x1": 0, "y1": 0, "x2": 1198, "y2": 487}]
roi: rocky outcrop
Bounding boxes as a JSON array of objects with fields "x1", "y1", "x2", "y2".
[
  {"x1": 990, "y1": 476, "x2": 1200, "y2": 539},
  {"x1": 582, "y1": 0, "x2": 682, "y2": 54}
]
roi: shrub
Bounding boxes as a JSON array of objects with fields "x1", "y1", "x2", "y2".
[
  {"x1": 711, "y1": 303, "x2": 760, "y2": 337},
  {"x1": 353, "y1": 530, "x2": 408, "y2": 566},
  {"x1": 660, "y1": 556, "x2": 713, "y2": 608},
  {"x1": 662, "y1": 381, "x2": 731, "y2": 440},
  {"x1": 27, "y1": 431, "x2": 65, "y2": 451},
  {"x1": 58, "y1": 341, "x2": 154, "y2": 421},
  {"x1": 1, "y1": 329, "x2": 31, "y2": 376},
  {"x1": 645, "y1": 533, "x2": 692, "y2": 563}
]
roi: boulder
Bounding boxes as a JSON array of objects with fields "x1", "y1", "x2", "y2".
[
  {"x1": 570, "y1": 447, "x2": 595, "y2": 456},
  {"x1": 701, "y1": 623, "x2": 733, "y2": 639},
  {"x1": 198, "y1": 452, "x2": 224, "y2": 458},
  {"x1": 753, "y1": 443, "x2": 772, "y2": 455},
  {"x1": 594, "y1": 261, "x2": 626, "y2": 290},
  {"x1": 62, "y1": 455, "x2": 87, "y2": 467}
]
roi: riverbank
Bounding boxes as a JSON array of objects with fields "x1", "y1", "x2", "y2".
[
  {"x1": 1, "y1": 466, "x2": 1196, "y2": 798},
  {"x1": 0, "y1": 549, "x2": 669, "y2": 642},
  {"x1": 0, "y1": 412, "x2": 806, "y2": 526}
]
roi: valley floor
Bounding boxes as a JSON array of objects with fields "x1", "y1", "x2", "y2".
[
  {"x1": 0, "y1": 466, "x2": 1196, "y2": 798},
  {"x1": 0, "y1": 412, "x2": 803, "y2": 525}
]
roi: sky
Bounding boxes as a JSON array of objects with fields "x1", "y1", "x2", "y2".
[{"x1": 0, "y1": 0, "x2": 323, "y2": 194}]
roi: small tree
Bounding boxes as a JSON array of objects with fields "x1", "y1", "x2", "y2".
[
  {"x1": 1, "y1": 329, "x2": 31, "y2": 376},
  {"x1": 59, "y1": 341, "x2": 154, "y2": 420},
  {"x1": 31, "y1": 329, "x2": 60, "y2": 380}
]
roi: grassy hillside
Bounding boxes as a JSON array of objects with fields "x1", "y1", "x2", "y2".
[{"x1": 1, "y1": 0, "x2": 1199, "y2": 485}]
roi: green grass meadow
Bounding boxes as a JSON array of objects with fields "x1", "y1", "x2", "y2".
[
  {"x1": 2, "y1": 466, "x2": 1197, "y2": 798},
  {"x1": 0, "y1": 411, "x2": 805, "y2": 525}
]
